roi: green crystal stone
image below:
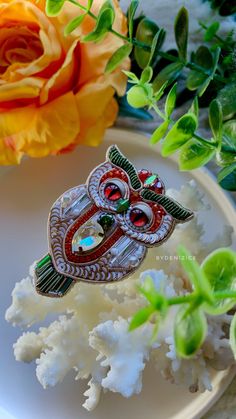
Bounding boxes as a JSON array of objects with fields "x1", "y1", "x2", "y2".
[
  {"x1": 144, "y1": 174, "x2": 158, "y2": 187},
  {"x1": 98, "y1": 214, "x2": 114, "y2": 231},
  {"x1": 37, "y1": 254, "x2": 51, "y2": 269},
  {"x1": 116, "y1": 198, "x2": 130, "y2": 213}
]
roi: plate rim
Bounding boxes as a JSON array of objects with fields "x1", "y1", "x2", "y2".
[{"x1": 1, "y1": 126, "x2": 235, "y2": 419}]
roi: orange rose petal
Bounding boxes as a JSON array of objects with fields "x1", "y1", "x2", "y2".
[
  {"x1": 78, "y1": 97, "x2": 118, "y2": 147},
  {"x1": 0, "y1": 77, "x2": 44, "y2": 102},
  {"x1": 0, "y1": 136, "x2": 23, "y2": 165},
  {"x1": 20, "y1": 92, "x2": 80, "y2": 157},
  {"x1": 0, "y1": 105, "x2": 36, "y2": 138},
  {"x1": 0, "y1": 1, "x2": 62, "y2": 78},
  {"x1": 0, "y1": 0, "x2": 128, "y2": 164},
  {"x1": 75, "y1": 81, "x2": 118, "y2": 146},
  {"x1": 40, "y1": 40, "x2": 80, "y2": 105}
]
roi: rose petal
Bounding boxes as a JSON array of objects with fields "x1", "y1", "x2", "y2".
[
  {"x1": 0, "y1": 136, "x2": 23, "y2": 165},
  {"x1": 40, "y1": 40, "x2": 80, "y2": 105},
  {"x1": 75, "y1": 82, "x2": 118, "y2": 146},
  {"x1": 20, "y1": 92, "x2": 80, "y2": 157},
  {"x1": 0, "y1": 92, "x2": 80, "y2": 162},
  {"x1": 0, "y1": 0, "x2": 62, "y2": 78}
]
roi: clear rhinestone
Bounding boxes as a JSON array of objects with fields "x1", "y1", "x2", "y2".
[{"x1": 72, "y1": 220, "x2": 104, "y2": 252}]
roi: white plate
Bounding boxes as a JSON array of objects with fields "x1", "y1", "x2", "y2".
[{"x1": 0, "y1": 128, "x2": 235, "y2": 419}]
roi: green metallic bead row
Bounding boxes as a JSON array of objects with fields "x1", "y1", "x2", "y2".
[
  {"x1": 141, "y1": 189, "x2": 194, "y2": 221},
  {"x1": 108, "y1": 145, "x2": 142, "y2": 191}
]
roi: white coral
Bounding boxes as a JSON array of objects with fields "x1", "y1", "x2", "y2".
[
  {"x1": 5, "y1": 181, "x2": 235, "y2": 411},
  {"x1": 90, "y1": 318, "x2": 153, "y2": 397}
]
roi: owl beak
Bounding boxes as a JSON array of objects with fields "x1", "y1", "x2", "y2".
[{"x1": 116, "y1": 198, "x2": 130, "y2": 213}]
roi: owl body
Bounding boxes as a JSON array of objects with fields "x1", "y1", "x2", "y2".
[{"x1": 35, "y1": 146, "x2": 193, "y2": 297}]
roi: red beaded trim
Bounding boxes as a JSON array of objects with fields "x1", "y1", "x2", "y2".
[
  {"x1": 148, "y1": 202, "x2": 166, "y2": 232},
  {"x1": 100, "y1": 168, "x2": 128, "y2": 184},
  {"x1": 64, "y1": 205, "x2": 124, "y2": 263}
]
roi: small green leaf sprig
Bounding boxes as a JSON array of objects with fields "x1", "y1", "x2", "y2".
[
  {"x1": 125, "y1": 68, "x2": 222, "y2": 171},
  {"x1": 129, "y1": 246, "x2": 236, "y2": 359},
  {"x1": 45, "y1": 0, "x2": 236, "y2": 190}
]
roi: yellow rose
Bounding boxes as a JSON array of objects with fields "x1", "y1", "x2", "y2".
[{"x1": 0, "y1": 0, "x2": 129, "y2": 164}]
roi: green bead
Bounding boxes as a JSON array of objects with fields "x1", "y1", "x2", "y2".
[
  {"x1": 144, "y1": 174, "x2": 158, "y2": 187},
  {"x1": 37, "y1": 254, "x2": 51, "y2": 269},
  {"x1": 116, "y1": 198, "x2": 130, "y2": 213},
  {"x1": 98, "y1": 214, "x2": 114, "y2": 231}
]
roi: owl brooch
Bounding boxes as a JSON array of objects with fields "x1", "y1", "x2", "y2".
[{"x1": 34, "y1": 145, "x2": 194, "y2": 298}]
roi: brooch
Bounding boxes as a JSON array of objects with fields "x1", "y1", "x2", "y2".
[{"x1": 35, "y1": 145, "x2": 193, "y2": 297}]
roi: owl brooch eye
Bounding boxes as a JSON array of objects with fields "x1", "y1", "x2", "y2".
[
  {"x1": 103, "y1": 179, "x2": 127, "y2": 202},
  {"x1": 129, "y1": 203, "x2": 153, "y2": 229},
  {"x1": 34, "y1": 144, "x2": 194, "y2": 298}
]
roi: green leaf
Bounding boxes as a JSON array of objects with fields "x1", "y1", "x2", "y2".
[
  {"x1": 174, "y1": 7, "x2": 188, "y2": 62},
  {"x1": 87, "y1": 0, "x2": 94, "y2": 10},
  {"x1": 202, "y1": 248, "x2": 236, "y2": 314},
  {"x1": 154, "y1": 80, "x2": 168, "y2": 101},
  {"x1": 223, "y1": 120, "x2": 236, "y2": 151},
  {"x1": 129, "y1": 305, "x2": 155, "y2": 331},
  {"x1": 230, "y1": 313, "x2": 236, "y2": 359},
  {"x1": 162, "y1": 113, "x2": 197, "y2": 156},
  {"x1": 140, "y1": 66, "x2": 153, "y2": 84},
  {"x1": 105, "y1": 44, "x2": 132, "y2": 73},
  {"x1": 177, "y1": 245, "x2": 213, "y2": 303},
  {"x1": 197, "y1": 76, "x2": 212, "y2": 97},
  {"x1": 204, "y1": 21, "x2": 220, "y2": 41},
  {"x1": 64, "y1": 15, "x2": 85, "y2": 36},
  {"x1": 218, "y1": 167, "x2": 236, "y2": 191},
  {"x1": 217, "y1": 83, "x2": 236, "y2": 119},
  {"x1": 174, "y1": 305, "x2": 207, "y2": 358},
  {"x1": 83, "y1": 3, "x2": 115, "y2": 42},
  {"x1": 139, "y1": 276, "x2": 157, "y2": 305},
  {"x1": 153, "y1": 61, "x2": 184, "y2": 92},
  {"x1": 139, "y1": 277, "x2": 168, "y2": 314},
  {"x1": 194, "y1": 46, "x2": 213, "y2": 69},
  {"x1": 197, "y1": 47, "x2": 220, "y2": 97},
  {"x1": 150, "y1": 120, "x2": 169, "y2": 144},
  {"x1": 189, "y1": 96, "x2": 199, "y2": 118},
  {"x1": 134, "y1": 18, "x2": 159, "y2": 69},
  {"x1": 209, "y1": 99, "x2": 223, "y2": 142},
  {"x1": 187, "y1": 71, "x2": 207, "y2": 91},
  {"x1": 122, "y1": 70, "x2": 139, "y2": 83},
  {"x1": 212, "y1": 46, "x2": 221, "y2": 72},
  {"x1": 218, "y1": 120, "x2": 236, "y2": 166},
  {"x1": 165, "y1": 83, "x2": 177, "y2": 118},
  {"x1": 186, "y1": 46, "x2": 213, "y2": 91},
  {"x1": 217, "y1": 162, "x2": 236, "y2": 184},
  {"x1": 179, "y1": 139, "x2": 216, "y2": 170},
  {"x1": 148, "y1": 28, "x2": 166, "y2": 67},
  {"x1": 128, "y1": 0, "x2": 139, "y2": 39},
  {"x1": 46, "y1": 0, "x2": 65, "y2": 16}
]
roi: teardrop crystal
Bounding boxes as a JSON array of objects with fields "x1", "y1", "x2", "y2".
[{"x1": 72, "y1": 220, "x2": 104, "y2": 252}]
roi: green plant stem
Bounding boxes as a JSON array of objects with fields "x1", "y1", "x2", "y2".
[
  {"x1": 192, "y1": 133, "x2": 217, "y2": 147},
  {"x1": 167, "y1": 294, "x2": 196, "y2": 305},
  {"x1": 166, "y1": 290, "x2": 236, "y2": 308},
  {"x1": 67, "y1": 0, "x2": 227, "y2": 85},
  {"x1": 214, "y1": 291, "x2": 236, "y2": 299},
  {"x1": 151, "y1": 102, "x2": 166, "y2": 120}
]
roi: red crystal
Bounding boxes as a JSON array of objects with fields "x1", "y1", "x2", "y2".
[
  {"x1": 104, "y1": 183, "x2": 122, "y2": 201},
  {"x1": 152, "y1": 179, "x2": 164, "y2": 194},
  {"x1": 130, "y1": 208, "x2": 149, "y2": 227}
]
